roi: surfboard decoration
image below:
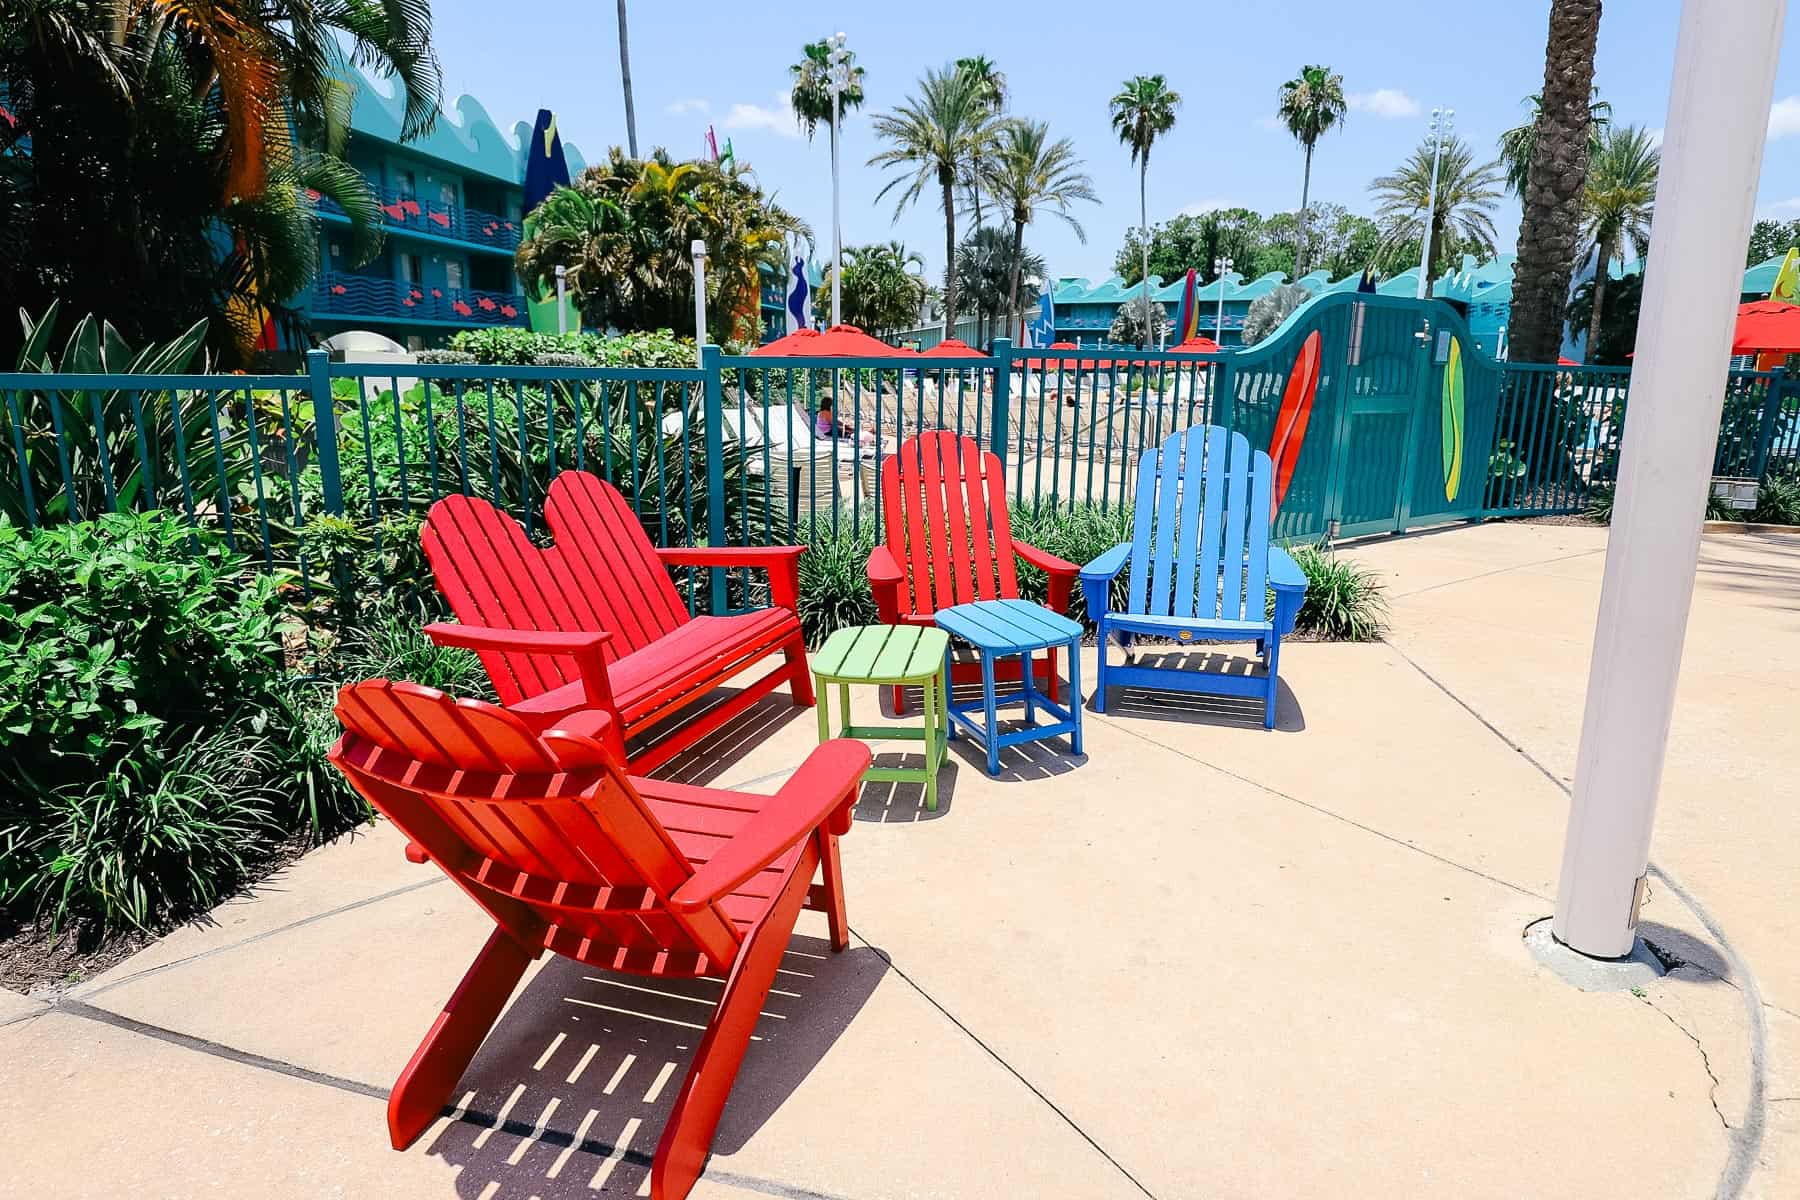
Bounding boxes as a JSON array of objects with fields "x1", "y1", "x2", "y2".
[
  {"x1": 1267, "y1": 330, "x2": 1323, "y2": 520},
  {"x1": 1442, "y1": 335, "x2": 1465, "y2": 502}
]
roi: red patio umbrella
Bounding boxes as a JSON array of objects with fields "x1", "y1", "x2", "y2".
[
  {"x1": 1731, "y1": 301, "x2": 1800, "y2": 355},
  {"x1": 1173, "y1": 335, "x2": 1224, "y2": 354},
  {"x1": 1025, "y1": 340, "x2": 1108, "y2": 370},
  {"x1": 1557, "y1": 356, "x2": 1581, "y2": 366},
  {"x1": 920, "y1": 337, "x2": 985, "y2": 358},
  {"x1": 751, "y1": 324, "x2": 914, "y2": 357}
]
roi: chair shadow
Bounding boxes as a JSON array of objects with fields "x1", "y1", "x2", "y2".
[
  {"x1": 426, "y1": 934, "x2": 886, "y2": 1198},
  {"x1": 644, "y1": 690, "x2": 808, "y2": 788},
  {"x1": 1091, "y1": 648, "x2": 1307, "y2": 733}
]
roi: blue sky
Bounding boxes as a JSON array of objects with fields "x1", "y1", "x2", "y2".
[{"x1": 427, "y1": 0, "x2": 1800, "y2": 285}]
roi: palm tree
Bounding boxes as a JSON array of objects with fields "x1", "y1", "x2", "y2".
[
  {"x1": 868, "y1": 65, "x2": 994, "y2": 331},
  {"x1": 1510, "y1": 0, "x2": 1604, "y2": 364},
  {"x1": 616, "y1": 1, "x2": 638, "y2": 158},
  {"x1": 790, "y1": 39, "x2": 866, "y2": 139},
  {"x1": 956, "y1": 226, "x2": 1045, "y2": 348},
  {"x1": 830, "y1": 241, "x2": 929, "y2": 338},
  {"x1": 1369, "y1": 135, "x2": 1506, "y2": 280},
  {"x1": 1110, "y1": 74, "x2": 1182, "y2": 341},
  {"x1": 1581, "y1": 124, "x2": 1658, "y2": 359},
  {"x1": 1498, "y1": 89, "x2": 1611, "y2": 196},
  {"x1": 1275, "y1": 65, "x2": 1347, "y2": 273},
  {"x1": 956, "y1": 55, "x2": 1007, "y2": 232},
  {"x1": 982, "y1": 119, "x2": 1096, "y2": 338}
]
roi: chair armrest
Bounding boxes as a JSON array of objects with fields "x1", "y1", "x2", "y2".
[
  {"x1": 1079, "y1": 542, "x2": 1133, "y2": 625},
  {"x1": 668, "y1": 739, "x2": 872, "y2": 913},
  {"x1": 1267, "y1": 546, "x2": 1309, "y2": 637},
  {"x1": 866, "y1": 544, "x2": 905, "y2": 623},
  {"x1": 1014, "y1": 540, "x2": 1080, "y2": 613},
  {"x1": 424, "y1": 624, "x2": 618, "y2": 711},
  {"x1": 656, "y1": 546, "x2": 806, "y2": 613},
  {"x1": 541, "y1": 709, "x2": 627, "y2": 768}
]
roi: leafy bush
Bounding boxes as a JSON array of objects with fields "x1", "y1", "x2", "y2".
[
  {"x1": 533, "y1": 351, "x2": 596, "y2": 368},
  {"x1": 449, "y1": 326, "x2": 695, "y2": 369},
  {"x1": 1281, "y1": 542, "x2": 1388, "y2": 641},
  {"x1": 1750, "y1": 469, "x2": 1800, "y2": 525},
  {"x1": 0, "y1": 512, "x2": 308, "y2": 931},
  {"x1": 413, "y1": 349, "x2": 476, "y2": 366},
  {"x1": 796, "y1": 525, "x2": 878, "y2": 646},
  {"x1": 1009, "y1": 502, "x2": 1136, "y2": 625}
]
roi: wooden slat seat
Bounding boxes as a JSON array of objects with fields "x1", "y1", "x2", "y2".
[
  {"x1": 328, "y1": 679, "x2": 869, "y2": 1200},
  {"x1": 422, "y1": 470, "x2": 815, "y2": 773}
]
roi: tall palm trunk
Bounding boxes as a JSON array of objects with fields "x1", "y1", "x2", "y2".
[
  {"x1": 941, "y1": 170, "x2": 959, "y2": 330},
  {"x1": 1586, "y1": 236, "x2": 1612, "y2": 360},
  {"x1": 1008, "y1": 214, "x2": 1026, "y2": 342},
  {"x1": 1297, "y1": 141, "x2": 1314, "y2": 274},
  {"x1": 1510, "y1": 0, "x2": 1602, "y2": 364},
  {"x1": 1138, "y1": 157, "x2": 1150, "y2": 349},
  {"x1": 616, "y1": 0, "x2": 638, "y2": 158}
]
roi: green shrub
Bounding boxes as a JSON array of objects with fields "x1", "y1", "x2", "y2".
[
  {"x1": 448, "y1": 326, "x2": 695, "y2": 369},
  {"x1": 1281, "y1": 543, "x2": 1388, "y2": 641},
  {"x1": 1009, "y1": 502, "x2": 1136, "y2": 625},
  {"x1": 1750, "y1": 469, "x2": 1800, "y2": 525},
  {"x1": 796, "y1": 526, "x2": 878, "y2": 646},
  {"x1": 413, "y1": 349, "x2": 476, "y2": 366},
  {"x1": 0, "y1": 512, "x2": 307, "y2": 931}
]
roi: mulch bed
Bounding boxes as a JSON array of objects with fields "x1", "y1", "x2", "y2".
[{"x1": 0, "y1": 830, "x2": 319, "y2": 999}]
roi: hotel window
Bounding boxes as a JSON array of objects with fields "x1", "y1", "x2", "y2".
[
  {"x1": 399, "y1": 253, "x2": 423, "y2": 284},
  {"x1": 445, "y1": 260, "x2": 464, "y2": 291},
  {"x1": 397, "y1": 169, "x2": 416, "y2": 198}
]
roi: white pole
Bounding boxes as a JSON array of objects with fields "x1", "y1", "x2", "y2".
[
  {"x1": 1552, "y1": 0, "x2": 1785, "y2": 959},
  {"x1": 1214, "y1": 256, "x2": 1232, "y2": 342},
  {"x1": 691, "y1": 240, "x2": 707, "y2": 368},
  {"x1": 1417, "y1": 108, "x2": 1450, "y2": 301},
  {"x1": 555, "y1": 264, "x2": 567, "y2": 335},
  {"x1": 828, "y1": 33, "x2": 848, "y2": 329}
]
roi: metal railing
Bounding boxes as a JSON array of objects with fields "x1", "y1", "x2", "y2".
[
  {"x1": 316, "y1": 185, "x2": 522, "y2": 251},
  {"x1": 313, "y1": 273, "x2": 528, "y2": 326}
]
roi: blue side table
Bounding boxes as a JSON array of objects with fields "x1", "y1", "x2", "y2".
[{"x1": 934, "y1": 599, "x2": 1084, "y2": 776}]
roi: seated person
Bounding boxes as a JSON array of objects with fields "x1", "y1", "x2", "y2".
[{"x1": 814, "y1": 398, "x2": 875, "y2": 446}]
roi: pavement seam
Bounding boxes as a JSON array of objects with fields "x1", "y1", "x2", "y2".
[
  {"x1": 846, "y1": 928, "x2": 1161, "y2": 1200},
  {"x1": 51, "y1": 998, "x2": 852, "y2": 1200},
  {"x1": 1387, "y1": 545, "x2": 1608, "y2": 599},
  {"x1": 1641, "y1": 993, "x2": 1734, "y2": 1131},
  {"x1": 1381, "y1": 634, "x2": 1770, "y2": 1200}
]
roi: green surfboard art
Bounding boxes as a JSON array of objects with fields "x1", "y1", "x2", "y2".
[{"x1": 1442, "y1": 336, "x2": 1465, "y2": 502}]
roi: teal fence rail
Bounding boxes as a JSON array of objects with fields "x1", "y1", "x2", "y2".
[{"x1": 5, "y1": 298, "x2": 1798, "y2": 611}]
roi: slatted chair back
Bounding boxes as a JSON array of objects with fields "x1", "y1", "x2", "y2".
[
  {"x1": 330, "y1": 679, "x2": 741, "y2": 973},
  {"x1": 1127, "y1": 425, "x2": 1274, "y2": 624},
  {"x1": 422, "y1": 474, "x2": 689, "y2": 705},
  {"x1": 879, "y1": 431, "x2": 1019, "y2": 619}
]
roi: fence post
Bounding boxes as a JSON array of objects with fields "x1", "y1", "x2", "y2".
[
  {"x1": 989, "y1": 337, "x2": 1012, "y2": 461},
  {"x1": 306, "y1": 349, "x2": 344, "y2": 518},
  {"x1": 1213, "y1": 355, "x2": 1237, "y2": 429},
  {"x1": 1751, "y1": 366, "x2": 1785, "y2": 479},
  {"x1": 702, "y1": 344, "x2": 727, "y2": 615}
]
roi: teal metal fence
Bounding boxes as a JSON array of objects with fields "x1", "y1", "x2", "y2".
[{"x1": 5, "y1": 298, "x2": 1798, "y2": 612}]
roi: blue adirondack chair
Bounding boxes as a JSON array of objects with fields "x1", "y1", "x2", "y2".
[{"x1": 1080, "y1": 425, "x2": 1308, "y2": 729}]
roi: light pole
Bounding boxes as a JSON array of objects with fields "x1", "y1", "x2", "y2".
[
  {"x1": 1417, "y1": 107, "x2": 1452, "y2": 300},
  {"x1": 1552, "y1": 0, "x2": 1784, "y2": 959},
  {"x1": 1213, "y1": 256, "x2": 1234, "y2": 343},
  {"x1": 554, "y1": 264, "x2": 568, "y2": 335},
  {"x1": 691, "y1": 240, "x2": 708, "y2": 368},
  {"x1": 827, "y1": 32, "x2": 853, "y2": 328}
]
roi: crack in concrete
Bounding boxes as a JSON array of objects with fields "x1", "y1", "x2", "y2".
[{"x1": 1641, "y1": 993, "x2": 1734, "y2": 1132}]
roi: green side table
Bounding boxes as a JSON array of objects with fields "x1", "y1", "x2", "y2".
[{"x1": 811, "y1": 624, "x2": 951, "y2": 810}]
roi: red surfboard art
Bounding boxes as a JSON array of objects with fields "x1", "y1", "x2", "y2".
[{"x1": 1267, "y1": 329, "x2": 1322, "y2": 520}]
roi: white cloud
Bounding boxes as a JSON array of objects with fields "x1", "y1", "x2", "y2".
[
  {"x1": 1347, "y1": 89, "x2": 1422, "y2": 119},
  {"x1": 724, "y1": 91, "x2": 801, "y2": 139},
  {"x1": 1769, "y1": 96, "x2": 1800, "y2": 140},
  {"x1": 1178, "y1": 199, "x2": 1238, "y2": 217},
  {"x1": 666, "y1": 98, "x2": 710, "y2": 116}
]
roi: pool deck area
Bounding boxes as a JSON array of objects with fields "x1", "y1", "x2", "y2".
[{"x1": 4, "y1": 520, "x2": 1797, "y2": 1200}]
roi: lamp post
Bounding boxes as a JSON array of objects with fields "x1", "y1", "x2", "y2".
[
  {"x1": 827, "y1": 32, "x2": 853, "y2": 329},
  {"x1": 1213, "y1": 256, "x2": 1234, "y2": 343},
  {"x1": 1552, "y1": 0, "x2": 1784, "y2": 960},
  {"x1": 1417, "y1": 107, "x2": 1452, "y2": 300},
  {"x1": 691, "y1": 240, "x2": 708, "y2": 368},
  {"x1": 554, "y1": 264, "x2": 567, "y2": 335}
]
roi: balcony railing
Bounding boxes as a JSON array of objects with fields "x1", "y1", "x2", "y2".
[
  {"x1": 313, "y1": 185, "x2": 522, "y2": 252},
  {"x1": 314, "y1": 272, "x2": 528, "y2": 326}
]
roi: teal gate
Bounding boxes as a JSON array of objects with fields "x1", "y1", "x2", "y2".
[{"x1": 1223, "y1": 292, "x2": 1500, "y2": 542}]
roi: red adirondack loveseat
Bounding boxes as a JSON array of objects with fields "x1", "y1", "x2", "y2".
[
  {"x1": 422, "y1": 471, "x2": 814, "y2": 772},
  {"x1": 328, "y1": 679, "x2": 869, "y2": 1200},
  {"x1": 867, "y1": 432, "x2": 1080, "y2": 710}
]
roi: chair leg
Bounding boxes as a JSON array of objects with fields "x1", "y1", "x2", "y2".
[
  {"x1": 651, "y1": 842, "x2": 818, "y2": 1200},
  {"x1": 1041, "y1": 646, "x2": 1061, "y2": 704},
  {"x1": 1264, "y1": 635, "x2": 1283, "y2": 731},
  {"x1": 893, "y1": 683, "x2": 908, "y2": 716},
  {"x1": 815, "y1": 827, "x2": 849, "y2": 951},
  {"x1": 785, "y1": 637, "x2": 815, "y2": 707},
  {"x1": 387, "y1": 927, "x2": 534, "y2": 1150},
  {"x1": 1093, "y1": 621, "x2": 1109, "y2": 715}
]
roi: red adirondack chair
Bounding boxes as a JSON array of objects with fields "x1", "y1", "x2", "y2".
[
  {"x1": 328, "y1": 679, "x2": 870, "y2": 1200},
  {"x1": 867, "y1": 432, "x2": 1079, "y2": 711},
  {"x1": 422, "y1": 470, "x2": 813, "y2": 772}
]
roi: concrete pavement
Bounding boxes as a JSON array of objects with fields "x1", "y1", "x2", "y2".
[{"x1": 3, "y1": 521, "x2": 1795, "y2": 1198}]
